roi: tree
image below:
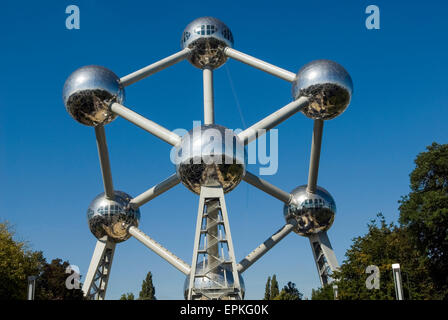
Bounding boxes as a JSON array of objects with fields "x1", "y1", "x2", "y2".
[
  {"x1": 274, "y1": 282, "x2": 303, "y2": 300},
  {"x1": 120, "y1": 292, "x2": 135, "y2": 300},
  {"x1": 0, "y1": 222, "x2": 45, "y2": 300},
  {"x1": 322, "y1": 214, "x2": 436, "y2": 300},
  {"x1": 270, "y1": 274, "x2": 279, "y2": 299},
  {"x1": 311, "y1": 284, "x2": 335, "y2": 300},
  {"x1": 263, "y1": 276, "x2": 271, "y2": 300},
  {"x1": 399, "y1": 142, "x2": 448, "y2": 299},
  {"x1": 139, "y1": 271, "x2": 156, "y2": 300},
  {"x1": 35, "y1": 258, "x2": 84, "y2": 300}
]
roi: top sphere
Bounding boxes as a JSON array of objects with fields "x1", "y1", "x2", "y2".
[
  {"x1": 292, "y1": 60, "x2": 353, "y2": 120},
  {"x1": 284, "y1": 185, "x2": 336, "y2": 237},
  {"x1": 63, "y1": 65, "x2": 124, "y2": 127},
  {"x1": 181, "y1": 17, "x2": 234, "y2": 69}
]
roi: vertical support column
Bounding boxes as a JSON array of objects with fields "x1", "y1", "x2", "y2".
[
  {"x1": 307, "y1": 119, "x2": 324, "y2": 194},
  {"x1": 95, "y1": 126, "x2": 114, "y2": 200},
  {"x1": 82, "y1": 237, "x2": 116, "y2": 300},
  {"x1": 203, "y1": 67, "x2": 214, "y2": 125},
  {"x1": 308, "y1": 231, "x2": 339, "y2": 286},
  {"x1": 187, "y1": 186, "x2": 242, "y2": 300}
]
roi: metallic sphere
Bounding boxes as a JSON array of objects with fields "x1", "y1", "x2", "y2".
[
  {"x1": 181, "y1": 17, "x2": 234, "y2": 69},
  {"x1": 175, "y1": 124, "x2": 246, "y2": 194},
  {"x1": 63, "y1": 65, "x2": 124, "y2": 126},
  {"x1": 292, "y1": 60, "x2": 353, "y2": 120},
  {"x1": 87, "y1": 191, "x2": 140, "y2": 243},
  {"x1": 183, "y1": 260, "x2": 245, "y2": 300},
  {"x1": 284, "y1": 185, "x2": 336, "y2": 237}
]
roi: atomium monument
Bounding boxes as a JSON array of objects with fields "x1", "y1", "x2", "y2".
[{"x1": 63, "y1": 16, "x2": 353, "y2": 300}]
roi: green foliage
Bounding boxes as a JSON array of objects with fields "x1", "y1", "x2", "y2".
[
  {"x1": 263, "y1": 276, "x2": 271, "y2": 300},
  {"x1": 120, "y1": 292, "x2": 135, "y2": 300},
  {"x1": 0, "y1": 222, "x2": 45, "y2": 300},
  {"x1": 311, "y1": 284, "x2": 335, "y2": 300},
  {"x1": 35, "y1": 258, "x2": 84, "y2": 300},
  {"x1": 264, "y1": 275, "x2": 302, "y2": 300},
  {"x1": 270, "y1": 274, "x2": 279, "y2": 299},
  {"x1": 399, "y1": 142, "x2": 448, "y2": 298},
  {"x1": 139, "y1": 271, "x2": 156, "y2": 300},
  {"x1": 330, "y1": 214, "x2": 436, "y2": 300},
  {"x1": 273, "y1": 282, "x2": 303, "y2": 300}
]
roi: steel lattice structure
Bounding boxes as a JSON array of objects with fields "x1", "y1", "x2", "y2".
[{"x1": 62, "y1": 17, "x2": 353, "y2": 300}]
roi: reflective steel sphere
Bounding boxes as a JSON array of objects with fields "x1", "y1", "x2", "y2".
[
  {"x1": 87, "y1": 191, "x2": 140, "y2": 243},
  {"x1": 63, "y1": 65, "x2": 124, "y2": 126},
  {"x1": 183, "y1": 260, "x2": 245, "y2": 300},
  {"x1": 284, "y1": 185, "x2": 336, "y2": 237},
  {"x1": 181, "y1": 17, "x2": 234, "y2": 69},
  {"x1": 292, "y1": 60, "x2": 353, "y2": 120},
  {"x1": 175, "y1": 124, "x2": 246, "y2": 194}
]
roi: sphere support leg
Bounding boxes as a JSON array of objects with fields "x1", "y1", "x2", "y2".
[
  {"x1": 187, "y1": 186, "x2": 242, "y2": 300},
  {"x1": 308, "y1": 231, "x2": 339, "y2": 286},
  {"x1": 82, "y1": 237, "x2": 116, "y2": 300}
]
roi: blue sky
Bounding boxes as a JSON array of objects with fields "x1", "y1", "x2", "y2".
[{"x1": 0, "y1": 0, "x2": 447, "y2": 299}]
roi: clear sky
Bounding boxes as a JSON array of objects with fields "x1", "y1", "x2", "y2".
[{"x1": 0, "y1": 0, "x2": 447, "y2": 299}]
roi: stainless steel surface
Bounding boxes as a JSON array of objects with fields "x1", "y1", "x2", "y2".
[
  {"x1": 237, "y1": 97, "x2": 309, "y2": 145},
  {"x1": 292, "y1": 60, "x2": 353, "y2": 120},
  {"x1": 306, "y1": 119, "x2": 324, "y2": 194},
  {"x1": 129, "y1": 226, "x2": 191, "y2": 275},
  {"x1": 243, "y1": 171, "x2": 291, "y2": 203},
  {"x1": 284, "y1": 185, "x2": 336, "y2": 236},
  {"x1": 63, "y1": 65, "x2": 124, "y2": 126},
  {"x1": 120, "y1": 48, "x2": 191, "y2": 87},
  {"x1": 237, "y1": 220, "x2": 297, "y2": 273},
  {"x1": 129, "y1": 174, "x2": 180, "y2": 209},
  {"x1": 175, "y1": 125, "x2": 246, "y2": 194},
  {"x1": 224, "y1": 47, "x2": 296, "y2": 82},
  {"x1": 181, "y1": 17, "x2": 233, "y2": 69},
  {"x1": 110, "y1": 102, "x2": 181, "y2": 146},
  {"x1": 87, "y1": 191, "x2": 140, "y2": 243},
  {"x1": 309, "y1": 231, "x2": 340, "y2": 286},
  {"x1": 203, "y1": 67, "x2": 214, "y2": 124},
  {"x1": 94, "y1": 126, "x2": 114, "y2": 199},
  {"x1": 82, "y1": 237, "x2": 116, "y2": 300},
  {"x1": 184, "y1": 260, "x2": 245, "y2": 300}
]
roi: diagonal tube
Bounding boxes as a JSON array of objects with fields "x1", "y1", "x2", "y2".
[
  {"x1": 110, "y1": 102, "x2": 181, "y2": 146},
  {"x1": 129, "y1": 226, "x2": 191, "y2": 275},
  {"x1": 94, "y1": 126, "x2": 114, "y2": 200},
  {"x1": 120, "y1": 48, "x2": 191, "y2": 87},
  {"x1": 224, "y1": 47, "x2": 296, "y2": 82},
  {"x1": 129, "y1": 174, "x2": 180, "y2": 209},
  {"x1": 237, "y1": 97, "x2": 309, "y2": 145},
  {"x1": 237, "y1": 220, "x2": 298, "y2": 273},
  {"x1": 243, "y1": 171, "x2": 291, "y2": 203},
  {"x1": 306, "y1": 119, "x2": 324, "y2": 194}
]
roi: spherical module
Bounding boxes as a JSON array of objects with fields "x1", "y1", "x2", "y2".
[
  {"x1": 174, "y1": 124, "x2": 246, "y2": 195},
  {"x1": 183, "y1": 260, "x2": 245, "y2": 300},
  {"x1": 63, "y1": 65, "x2": 124, "y2": 126},
  {"x1": 181, "y1": 17, "x2": 234, "y2": 69},
  {"x1": 87, "y1": 191, "x2": 140, "y2": 243},
  {"x1": 283, "y1": 185, "x2": 336, "y2": 237},
  {"x1": 292, "y1": 60, "x2": 353, "y2": 120}
]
